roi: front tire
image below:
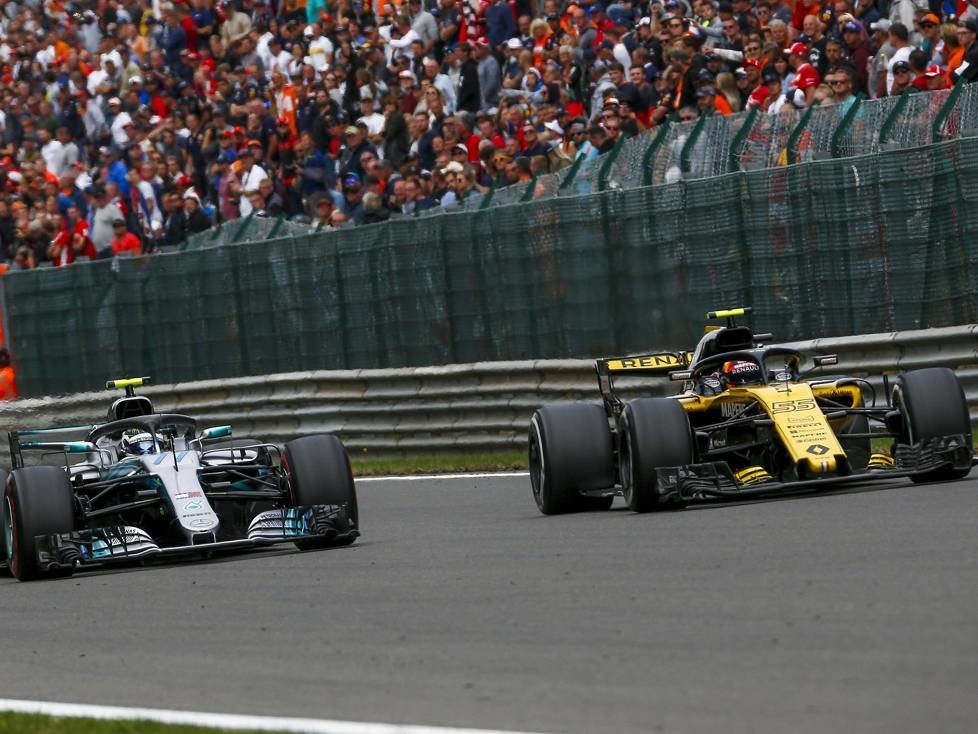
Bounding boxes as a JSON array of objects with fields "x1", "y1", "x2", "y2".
[
  {"x1": 894, "y1": 368, "x2": 972, "y2": 483},
  {"x1": 619, "y1": 398, "x2": 694, "y2": 512},
  {"x1": 529, "y1": 403, "x2": 615, "y2": 515},
  {"x1": 282, "y1": 435, "x2": 358, "y2": 548},
  {"x1": 4, "y1": 466, "x2": 76, "y2": 581}
]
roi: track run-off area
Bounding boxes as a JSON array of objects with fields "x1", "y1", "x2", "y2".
[{"x1": 2, "y1": 473, "x2": 977, "y2": 734}]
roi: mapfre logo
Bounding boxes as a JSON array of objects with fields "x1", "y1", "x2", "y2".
[{"x1": 771, "y1": 399, "x2": 816, "y2": 413}]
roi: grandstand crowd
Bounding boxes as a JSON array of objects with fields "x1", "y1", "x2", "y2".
[{"x1": 0, "y1": 0, "x2": 974, "y2": 265}]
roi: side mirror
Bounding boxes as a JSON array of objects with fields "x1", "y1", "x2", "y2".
[
  {"x1": 813, "y1": 355, "x2": 839, "y2": 368},
  {"x1": 200, "y1": 426, "x2": 232, "y2": 441},
  {"x1": 670, "y1": 370, "x2": 693, "y2": 381}
]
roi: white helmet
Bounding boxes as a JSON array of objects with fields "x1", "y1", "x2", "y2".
[{"x1": 121, "y1": 430, "x2": 156, "y2": 456}]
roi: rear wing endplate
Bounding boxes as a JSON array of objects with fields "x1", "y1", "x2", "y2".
[{"x1": 595, "y1": 352, "x2": 692, "y2": 413}]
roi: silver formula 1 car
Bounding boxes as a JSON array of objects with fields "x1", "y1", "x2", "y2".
[{"x1": 2, "y1": 377, "x2": 359, "y2": 581}]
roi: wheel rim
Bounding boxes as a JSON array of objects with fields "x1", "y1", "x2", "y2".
[
  {"x1": 620, "y1": 416, "x2": 635, "y2": 506},
  {"x1": 4, "y1": 496, "x2": 15, "y2": 568},
  {"x1": 529, "y1": 417, "x2": 546, "y2": 505}
]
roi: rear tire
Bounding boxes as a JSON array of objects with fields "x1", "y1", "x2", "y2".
[
  {"x1": 619, "y1": 398, "x2": 694, "y2": 512},
  {"x1": 895, "y1": 368, "x2": 972, "y2": 483},
  {"x1": 282, "y1": 435, "x2": 358, "y2": 548},
  {"x1": 529, "y1": 403, "x2": 615, "y2": 515},
  {"x1": 4, "y1": 466, "x2": 76, "y2": 581},
  {"x1": 0, "y1": 469, "x2": 8, "y2": 575}
]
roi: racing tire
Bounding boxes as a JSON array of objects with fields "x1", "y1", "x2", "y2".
[
  {"x1": 894, "y1": 368, "x2": 972, "y2": 483},
  {"x1": 3, "y1": 466, "x2": 76, "y2": 582},
  {"x1": 619, "y1": 398, "x2": 694, "y2": 512},
  {"x1": 282, "y1": 435, "x2": 359, "y2": 548},
  {"x1": 0, "y1": 469, "x2": 8, "y2": 575},
  {"x1": 529, "y1": 403, "x2": 615, "y2": 515}
]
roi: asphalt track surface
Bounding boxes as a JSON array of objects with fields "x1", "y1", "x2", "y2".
[{"x1": 3, "y1": 473, "x2": 978, "y2": 734}]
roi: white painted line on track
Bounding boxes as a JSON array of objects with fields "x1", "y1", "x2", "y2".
[
  {"x1": 356, "y1": 471, "x2": 529, "y2": 483},
  {"x1": 0, "y1": 698, "x2": 553, "y2": 734}
]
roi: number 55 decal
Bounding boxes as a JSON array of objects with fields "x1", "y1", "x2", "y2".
[{"x1": 771, "y1": 399, "x2": 816, "y2": 413}]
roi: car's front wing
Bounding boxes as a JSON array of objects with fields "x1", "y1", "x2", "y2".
[{"x1": 35, "y1": 504, "x2": 358, "y2": 572}]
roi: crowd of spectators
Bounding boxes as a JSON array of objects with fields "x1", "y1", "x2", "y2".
[{"x1": 0, "y1": 0, "x2": 975, "y2": 268}]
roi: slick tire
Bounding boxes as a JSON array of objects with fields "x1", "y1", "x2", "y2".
[
  {"x1": 619, "y1": 398, "x2": 694, "y2": 512},
  {"x1": 282, "y1": 435, "x2": 359, "y2": 548},
  {"x1": 0, "y1": 469, "x2": 7, "y2": 575},
  {"x1": 529, "y1": 403, "x2": 615, "y2": 515},
  {"x1": 3, "y1": 466, "x2": 76, "y2": 581},
  {"x1": 895, "y1": 368, "x2": 972, "y2": 483}
]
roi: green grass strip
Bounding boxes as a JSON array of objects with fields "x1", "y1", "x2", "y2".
[
  {"x1": 348, "y1": 450, "x2": 527, "y2": 477},
  {"x1": 0, "y1": 713, "x2": 271, "y2": 734}
]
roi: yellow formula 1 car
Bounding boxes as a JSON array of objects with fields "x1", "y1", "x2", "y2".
[{"x1": 530, "y1": 308, "x2": 973, "y2": 514}]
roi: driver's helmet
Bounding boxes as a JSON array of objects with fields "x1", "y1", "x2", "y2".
[
  {"x1": 722, "y1": 360, "x2": 763, "y2": 386},
  {"x1": 121, "y1": 430, "x2": 156, "y2": 456}
]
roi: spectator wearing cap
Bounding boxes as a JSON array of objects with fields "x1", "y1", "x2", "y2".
[
  {"x1": 889, "y1": 59, "x2": 915, "y2": 94},
  {"x1": 841, "y1": 20, "x2": 871, "y2": 94},
  {"x1": 884, "y1": 23, "x2": 913, "y2": 95},
  {"x1": 785, "y1": 42, "x2": 820, "y2": 103},
  {"x1": 917, "y1": 13, "x2": 943, "y2": 58},
  {"x1": 339, "y1": 172, "x2": 365, "y2": 223},
  {"x1": 912, "y1": 63, "x2": 951, "y2": 90},
  {"x1": 111, "y1": 218, "x2": 142, "y2": 257},
  {"x1": 339, "y1": 125, "x2": 378, "y2": 180},
  {"x1": 953, "y1": 19, "x2": 978, "y2": 83}
]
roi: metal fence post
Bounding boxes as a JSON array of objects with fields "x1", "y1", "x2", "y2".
[
  {"x1": 931, "y1": 77, "x2": 967, "y2": 142},
  {"x1": 557, "y1": 155, "x2": 584, "y2": 194},
  {"x1": 231, "y1": 212, "x2": 255, "y2": 243},
  {"x1": 679, "y1": 111, "x2": 711, "y2": 177},
  {"x1": 878, "y1": 88, "x2": 914, "y2": 148},
  {"x1": 642, "y1": 122, "x2": 671, "y2": 186},
  {"x1": 267, "y1": 214, "x2": 286, "y2": 239},
  {"x1": 597, "y1": 132, "x2": 629, "y2": 191},
  {"x1": 519, "y1": 175, "x2": 538, "y2": 203},
  {"x1": 830, "y1": 95, "x2": 864, "y2": 158},
  {"x1": 786, "y1": 100, "x2": 820, "y2": 165},
  {"x1": 728, "y1": 107, "x2": 758, "y2": 173},
  {"x1": 479, "y1": 183, "x2": 496, "y2": 209}
]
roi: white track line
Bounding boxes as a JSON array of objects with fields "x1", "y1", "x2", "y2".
[
  {"x1": 356, "y1": 471, "x2": 529, "y2": 482},
  {"x1": 0, "y1": 699, "x2": 553, "y2": 734}
]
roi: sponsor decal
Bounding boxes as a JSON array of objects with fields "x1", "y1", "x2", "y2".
[
  {"x1": 606, "y1": 354, "x2": 685, "y2": 371},
  {"x1": 771, "y1": 399, "x2": 816, "y2": 413},
  {"x1": 702, "y1": 377, "x2": 721, "y2": 390},
  {"x1": 174, "y1": 492, "x2": 204, "y2": 500},
  {"x1": 807, "y1": 444, "x2": 830, "y2": 456},
  {"x1": 190, "y1": 518, "x2": 212, "y2": 528},
  {"x1": 183, "y1": 499, "x2": 204, "y2": 512}
]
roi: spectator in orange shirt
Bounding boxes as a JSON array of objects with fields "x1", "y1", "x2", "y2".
[
  {"x1": 111, "y1": 220, "x2": 142, "y2": 257},
  {"x1": 0, "y1": 348, "x2": 17, "y2": 400}
]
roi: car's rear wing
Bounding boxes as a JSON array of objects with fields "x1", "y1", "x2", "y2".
[{"x1": 595, "y1": 352, "x2": 692, "y2": 414}]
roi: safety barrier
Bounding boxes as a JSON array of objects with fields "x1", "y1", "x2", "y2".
[
  {"x1": 417, "y1": 81, "x2": 978, "y2": 212},
  {"x1": 0, "y1": 325, "x2": 975, "y2": 468},
  {"x1": 6, "y1": 133, "x2": 978, "y2": 398}
]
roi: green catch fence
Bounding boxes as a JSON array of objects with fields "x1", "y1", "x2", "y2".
[{"x1": 4, "y1": 131, "x2": 978, "y2": 398}]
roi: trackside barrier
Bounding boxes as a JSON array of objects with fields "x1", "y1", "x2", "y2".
[{"x1": 0, "y1": 326, "x2": 976, "y2": 468}]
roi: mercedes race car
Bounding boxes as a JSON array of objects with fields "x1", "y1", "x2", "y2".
[
  {"x1": 530, "y1": 308, "x2": 973, "y2": 514},
  {"x1": 2, "y1": 378, "x2": 359, "y2": 581}
]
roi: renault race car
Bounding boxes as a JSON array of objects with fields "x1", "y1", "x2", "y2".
[
  {"x1": 2, "y1": 377, "x2": 359, "y2": 581},
  {"x1": 530, "y1": 308, "x2": 973, "y2": 514}
]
